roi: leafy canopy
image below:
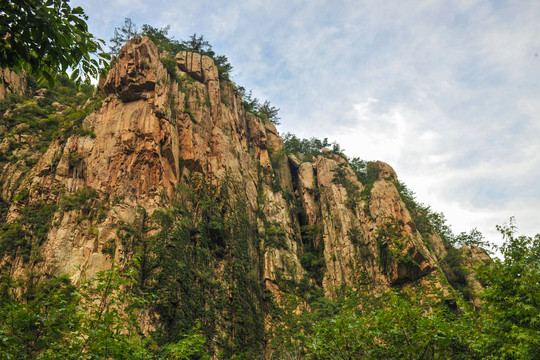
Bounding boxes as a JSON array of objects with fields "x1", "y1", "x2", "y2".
[
  {"x1": 476, "y1": 217, "x2": 540, "y2": 359},
  {"x1": 0, "y1": 0, "x2": 109, "y2": 86},
  {"x1": 0, "y1": 266, "x2": 207, "y2": 359},
  {"x1": 282, "y1": 133, "x2": 343, "y2": 160},
  {"x1": 238, "y1": 87, "x2": 281, "y2": 125}
]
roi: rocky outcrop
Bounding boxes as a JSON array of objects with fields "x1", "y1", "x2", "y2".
[
  {"x1": 461, "y1": 244, "x2": 491, "y2": 307},
  {"x1": 0, "y1": 34, "x2": 454, "y2": 291},
  {"x1": 0, "y1": 69, "x2": 28, "y2": 99},
  {"x1": 1, "y1": 37, "x2": 307, "y2": 290},
  {"x1": 291, "y1": 154, "x2": 445, "y2": 296}
]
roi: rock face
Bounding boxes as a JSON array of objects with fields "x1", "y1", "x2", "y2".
[
  {"x1": 0, "y1": 69, "x2": 28, "y2": 99},
  {"x1": 0, "y1": 36, "x2": 486, "y2": 354},
  {"x1": 461, "y1": 245, "x2": 492, "y2": 308}
]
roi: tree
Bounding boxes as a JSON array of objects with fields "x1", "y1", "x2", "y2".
[
  {"x1": 476, "y1": 218, "x2": 540, "y2": 359},
  {"x1": 0, "y1": 274, "x2": 79, "y2": 358},
  {"x1": 180, "y1": 33, "x2": 234, "y2": 80},
  {"x1": 237, "y1": 87, "x2": 281, "y2": 125},
  {"x1": 109, "y1": 18, "x2": 141, "y2": 56},
  {"x1": 258, "y1": 100, "x2": 281, "y2": 125},
  {"x1": 214, "y1": 54, "x2": 233, "y2": 81},
  {"x1": 0, "y1": 0, "x2": 109, "y2": 85},
  {"x1": 282, "y1": 133, "x2": 345, "y2": 161},
  {"x1": 181, "y1": 33, "x2": 214, "y2": 55},
  {"x1": 0, "y1": 267, "x2": 207, "y2": 359},
  {"x1": 109, "y1": 19, "x2": 234, "y2": 80},
  {"x1": 456, "y1": 228, "x2": 490, "y2": 249},
  {"x1": 306, "y1": 289, "x2": 480, "y2": 359}
]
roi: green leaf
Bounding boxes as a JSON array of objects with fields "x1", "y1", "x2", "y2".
[
  {"x1": 70, "y1": 68, "x2": 80, "y2": 81},
  {"x1": 42, "y1": 71, "x2": 55, "y2": 87}
]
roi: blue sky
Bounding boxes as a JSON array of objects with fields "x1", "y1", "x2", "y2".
[{"x1": 73, "y1": 0, "x2": 540, "y2": 244}]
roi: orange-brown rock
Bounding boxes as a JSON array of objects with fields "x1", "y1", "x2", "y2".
[
  {"x1": 0, "y1": 69, "x2": 28, "y2": 99},
  {"x1": 461, "y1": 244, "x2": 491, "y2": 307},
  {"x1": 373, "y1": 160, "x2": 398, "y2": 181}
]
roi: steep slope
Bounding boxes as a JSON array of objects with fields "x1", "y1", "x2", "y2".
[{"x1": 0, "y1": 36, "x2": 488, "y2": 356}]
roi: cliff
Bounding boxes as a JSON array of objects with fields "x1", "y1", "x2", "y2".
[
  {"x1": 0, "y1": 69, "x2": 28, "y2": 99},
  {"x1": 0, "y1": 37, "x2": 489, "y2": 356}
]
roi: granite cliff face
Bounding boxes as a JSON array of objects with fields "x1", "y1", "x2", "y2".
[
  {"x1": 0, "y1": 69, "x2": 28, "y2": 99},
  {"x1": 0, "y1": 37, "x2": 488, "y2": 354}
]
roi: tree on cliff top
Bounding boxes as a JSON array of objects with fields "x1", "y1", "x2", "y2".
[
  {"x1": 0, "y1": 0, "x2": 109, "y2": 86},
  {"x1": 109, "y1": 19, "x2": 233, "y2": 81}
]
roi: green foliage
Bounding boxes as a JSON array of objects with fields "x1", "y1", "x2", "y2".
[
  {"x1": 393, "y1": 180, "x2": 476, "y2": 251},
  {"x1": 60, "y1": 96, "x2": 103, "y2": 140},
  {"x1": 475, "y1": 218, "x2": 540, "y2": 359},
  {"x1": 60, "y1": 188, "x2": 97, "y2": 211},
  {"x1": 274, "y1": 219, "x2": 538, "y2": 360},
  {"x1": 393, "y1": 179, "x2": 492, "y2": 297},
  {"x1": 214, "y1": 55, "x2": 234, "y2": 81},
  {"x1": 101, "y1": 239, "x2": 117, "y2": 258},
  {"x1": 375, "y1": 221, "x2": 395, "y2": 274},
  {"x1": 0, "y1": 73, "x2": 100, "y2": 166},
  {"x1": 141, "y1": 24, "x2": 179, "y2": 56},
  {"x1": 0, "y1": 267, "x2": 207, "y2": 359},
  {"x1": 124, "y1": 177, "x2": 264, "y2": 357},
  {"x1": 347, "y1": 227, "x2": 363, "y2": 246},
  {"x1": 0, "y1": 195, "x2": 9, "y2": 224},
  {"x1": 307, "y1": 289, "x2": 479, "y2": 360},
  {"x1": 440, "y1": 244, "x2": 471, "y2": 300},
  {"x1": 180, "y1": 33, "x2": 233, "y2": 81},
  {"x1": 0, "y1": 274, "x2": 79, "y2": 358},
  {"x1": 299, "y1": 251, "x2": 326, "y2": 287},
  {"x1": 181, "y1": 33, "x2": 213, "y2": 54},
  {"x1": 237, "y1": 87, "x2": 281, "y2": 125},
  {"x1": 60, "y1": 188, "x2": 106, "y2": 223},
  {"x1": 160, "y1": 57, "x2": 181, "y2": 83},
  {"x1": 110, "y1": 19, "x2": 233, "y2": 80},
  {"x1": 282, "y1": 133, "x2": 343, "y2": 161},
  {"x1": 456, "y1": 227, "x2": 490, "y2": 248},
  {"x1": 331, "y1": 163, "x2": 362, "y2": 211},
  {"x1": 0, "y1": 190, "x2": 58, "y2": 263},
  {"x1": 13, "y1": 188, "x2": 30, "y2": 203},
  {"x1": 166, "y1": 94, "x2": 179, "y2": 120},
  {"x1": 347, "y1": 159, "x2": 381, "y2": 186},
  {"x1": 258, "y1": 100, "x2": 281, "y2": 125},
  {"x1": 348, "y1": 157, "x2": 367, "y2": 183},
  {"x1": 67, "y1": 151, "x2": 83, "y2": 167},
  {"x1": 238, "y1": 87, "x2": 258, "y2": 113},
  {"x1": 394, "y1": 180, "x2": 436, "y2": 236},
  {"x1": 1, "y1": 0, "x2": 109, "y2": 85},
  {"x1": 359, "y1": 181, "x2": 374, "y2": 204},
  {"x1": 300, "y1": 225, "x2": 325, "y2": 286},
  {"x1": 268, "y1": 288, "x2": 337, "y2": 359},
  {"x1": 375, "y1": 220, "x2": 420, "y2": 279},
  {"x1": 264, "y1": 226, "x2": 287, "y2": 249},
  {"x1": 109, "y1": 18, "x2": 141, "y2": 56},
  {"x1": 183, "y1": 108, "x2": 195, "y2": 122}
]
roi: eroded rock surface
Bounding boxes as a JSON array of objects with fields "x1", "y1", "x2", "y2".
[{"x1": 0, "y1": 69, "x2": 28, "y2": 99}]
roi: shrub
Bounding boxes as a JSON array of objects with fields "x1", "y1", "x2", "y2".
[{"x1": 60, "y1": 188, "x2": 98, "y2": 213}]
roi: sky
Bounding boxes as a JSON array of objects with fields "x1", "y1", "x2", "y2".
[{"x1": 72, "y1": 0, "x2": 540, "y2": 246}]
